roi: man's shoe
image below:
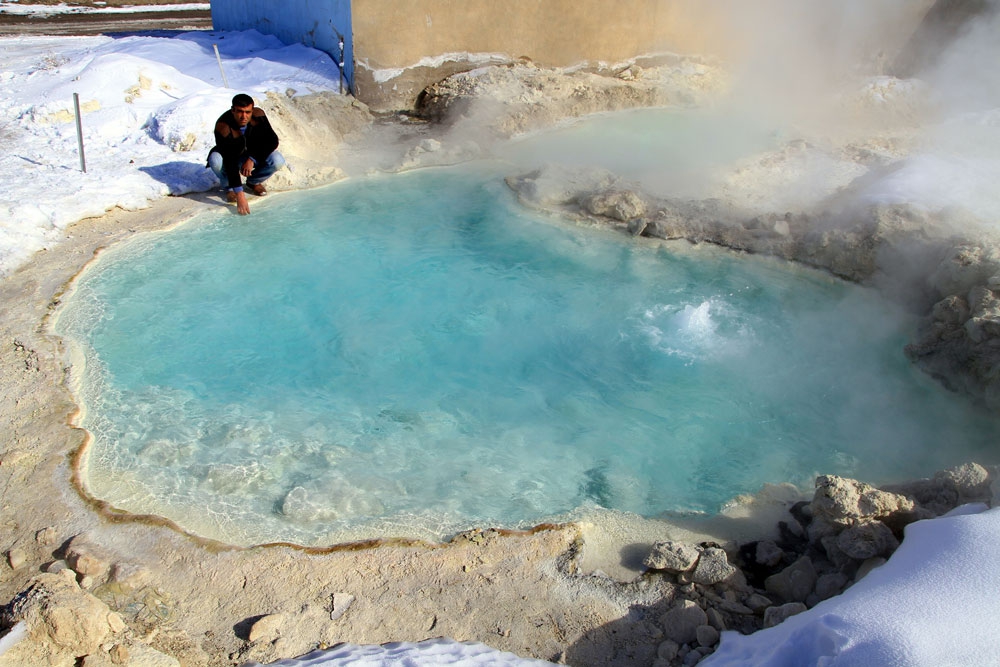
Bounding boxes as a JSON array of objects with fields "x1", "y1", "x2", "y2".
[
  {"x1": 226, "y1": 190, "x2": 237, "y2": 203},
  {"x1": 250, "y1": 183, "x2": 267, "y2": 196}
]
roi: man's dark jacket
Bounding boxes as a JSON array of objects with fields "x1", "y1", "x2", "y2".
[{"x1": 208, "y1": 107, "x2": 279, "y2": 188}]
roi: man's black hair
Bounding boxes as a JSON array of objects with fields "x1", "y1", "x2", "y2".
[{"x1": 231, "y1": 93, "x2": 254, "y2": 108}]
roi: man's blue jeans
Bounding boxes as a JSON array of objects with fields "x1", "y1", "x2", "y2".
[{"x1": 208, "y1": 150, "x2": 286, "y2": 188}]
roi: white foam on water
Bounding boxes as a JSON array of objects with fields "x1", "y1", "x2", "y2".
[{"x1": 629, "y1": 297, "x2": 754, "y2": 363}]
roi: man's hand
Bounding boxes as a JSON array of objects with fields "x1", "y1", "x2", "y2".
[
  {"x1": 240, "y1": 158, "x2": 255, "y2": 178},
  {"x1": 236, "y1": 190, "x2": 250, "y2": 215}
]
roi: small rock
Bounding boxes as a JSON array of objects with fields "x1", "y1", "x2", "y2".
[
  {"x1": 627, "y1": 218, "x2": 649, "y2": 236},
  {"x1": 854, "y1": 556, "x2": 887, "y2": 582},
  {"x1": 660, "y1": 599, "x2": 708, "y2": 645},
  {"x1": 754, "y1": 540, "x2": 784, "y2": 568},
  {"x1": 35, "y1": 527, "x2": 58, "y2": 545},
  {"x1": 45, "y1": 560, "x2": 69, "y2": 575},
  {"x1": 107, "y1": 562, "x2": 152, "y2": 587},
  {"x1": 107, "y1": 612, "x2": 126, "y2": 634},
  {"x1": 690, "y1": 547, "x2": 737, "y2": 585},
  {"x1": 718, "y1": 599, "x2": 753, "y2": 615},
  {"x1": 744, "y1": 593, "x2": 772, "y2": 614},
  {"x1": 583, "y1": 189, "x2": 648, "y2": 222},
  {"x1": 247, "y1": 613, "x2": 284, "y2": 643},
  {"x1": 657, "y1": 639, "x2": 679, "y2": 661},
  {"x1": 110, "y1": 643, "x2": 129, "y2": 664},
  {"x1": 417, "y1": 138, "x2": 442, "y2": 152},
  {"x1": 66, "y1": 533, "x2": 112, "y2": 578},
  {"x1": 330, "y1": 593, "x2": 355, "y2": 621},
  {"x1": 645, "y1": 541, "x2": 700, "y2": 572},
  {"x1": 764, "y1": 556, "x2": 817, "y2": 603},
  {"x1": 127, "y1": 642, "x2": 181, "y2": 667},
  {"x1": 814, "y1": 572, "x2": 849, "y2": 601},
  {"x1": 807, "y1": 517, "x2": 839, "y2": 545},
  {"x1": 836, "y1": 519, "x2": 899, "y2": 560},
  {"x1": 763, "y1": 602, "x2": 808, "y2": 628},
  {"x1": 706, "y1": 607, "x2": 727, "y2": 631},
  {"x1": 7, "y1": 548, "x2": 27, "y2": 569},
  {"x1": 682, "y1": 648, "x2": 702, "y2": 666},
  {"x1": 820, "y1": 534, "x2": 855, "y2": 569},
  {"x1": 696, "y1": 624, "x2": 720, "y2": 647}
]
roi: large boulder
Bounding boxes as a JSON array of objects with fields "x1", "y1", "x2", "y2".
[
  {"x1": 644, "y1": 541, "x2": 701, "y2": 573},
  {"x1": 764, "y1": 556, "x2": 817, "y2": 604},
  {"x1": 0, "y1": 573, "x2": 124, "y2": 661},
  {"x1": 835, "y1": 519, "x2": 900, "y2": 560},
  {"x1": 689, "y1": 548, "x2": 738, "y2": 586},
  {"x1": 581, "y1": 189, "x2": 648, "y2": 222},
  {"x1": 811, "y1": 475, "x2": 915, "y2": 527}
]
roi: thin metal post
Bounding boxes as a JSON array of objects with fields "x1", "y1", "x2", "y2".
[
  {"x1": 338, "y1": 37, "x2": 345, "y2": 94},
  {"x1": 213, "y1": 43, "x2": 230, "y2": 88},
  {"x1": 73, "y1": 92, "x2": 86, "y2": 173}
]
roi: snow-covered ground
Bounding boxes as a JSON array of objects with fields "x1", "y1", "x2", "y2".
[
  {"x1": 0, "y1": 2, "x2": 209, "y2": 16},
  {"x1": 2, "y1": 19, "x2": 1000, "y2": 667},
  {"x1": 0, "y1": 29, "x2": 343, "y2": 277}
]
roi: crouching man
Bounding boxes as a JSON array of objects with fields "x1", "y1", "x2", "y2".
[{"x1": 207, "y1": 93, "x2": 285, "y2": 215}]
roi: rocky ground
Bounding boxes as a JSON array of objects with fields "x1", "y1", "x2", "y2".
[{"x1": 2, "y1": 31, "x2": 1000, "y2": 667}]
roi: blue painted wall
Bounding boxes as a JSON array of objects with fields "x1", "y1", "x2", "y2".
[{"x1": 211, "y1": 0, "x2": 353, "y2": 92}]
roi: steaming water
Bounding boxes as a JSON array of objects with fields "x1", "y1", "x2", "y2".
[
  {"x1": 57, "y1": 163, "x2": 1000, "y2": 546},
  {"x1": 495, "y1": 107, "x2": 777, "y2": 198}
]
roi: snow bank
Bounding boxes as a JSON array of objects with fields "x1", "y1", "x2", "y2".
[
  {"x1": 0, "y1": 30, "x2": 343, "y2": 277},
  {"x1": 703, "y1": 504, "x2": 1000, "y2": 667},
  {"x1": 251, "y1": 638, "x2": 558, "y2": 666}
]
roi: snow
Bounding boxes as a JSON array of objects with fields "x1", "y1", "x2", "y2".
[
  {"x1": 247, "y1": 638, "x2": 559, "y2": 666},
  {"x1": 703, "y1": 505, "x2": 1000, "y2": 667},
  {"x1": 0, "y1": 2, "x2": 209, "y2": 15},
  {"x1": 2, "y1": 15, "x2": 1000, "y2": 667},
  {"x1": 0, "y1": 29, "x2": 344, "y2": 277}
]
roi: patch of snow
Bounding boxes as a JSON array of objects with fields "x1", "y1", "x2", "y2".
[
  {"x1": 0, "y1": 2, "x2": 209, "y2": 16},
  {"x1": 703, "y1": 505, "x2": 1000, "y2": 667},
  {"x1": 249, "y1": 638, "x2": 558, "y2": 666},
  {"x1": 0, "y1": 30, "x2": 343, "y2": 276}
]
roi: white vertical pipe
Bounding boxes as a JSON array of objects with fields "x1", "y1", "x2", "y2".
[
  {"x1": 73, "y1": 92, "x2": 86, "y2": 173},
  {"x1": 213, "y1": 44, "x2": 230, "y2": 88}
]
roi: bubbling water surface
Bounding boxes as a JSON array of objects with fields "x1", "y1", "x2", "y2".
[{"x1": 57, "y1": 163, "x2": 1000, "y2": 546}]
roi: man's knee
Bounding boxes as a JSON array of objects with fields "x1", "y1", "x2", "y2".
[
  {"x1": 267, "y1": 151, "x2": 286, "y2": 171},
  {"x1": 207, "y1": 151, "x2": 224, "y2": 174}
]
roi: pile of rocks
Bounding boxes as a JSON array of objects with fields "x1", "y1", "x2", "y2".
[
  {"x1": 504, "y1": 164, "x2": 950, "y2": 285},
  {"x1": 415, "y1": 57, "x2": 727, "y2": 139},
  {"x1": 1, "y1": 532, "x2": 189, "y2": 666},
  {"x1": 640, "y1": 463, "x2": 996, "y2": 666}
]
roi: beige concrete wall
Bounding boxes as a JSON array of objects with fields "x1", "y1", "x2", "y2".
[
  {"x1": 352, "y1": 0, "x2": 730, "y2": 70},
  {"x1": 350, "y1": 0, "x2": 936, "y2": 111}
]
